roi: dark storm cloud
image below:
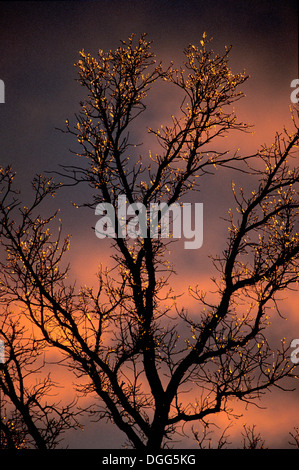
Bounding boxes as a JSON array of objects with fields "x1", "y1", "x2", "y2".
[{"x1": 0, "y1": 0, "x2": 296, "y2": 175}]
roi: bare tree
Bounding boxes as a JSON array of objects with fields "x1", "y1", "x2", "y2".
[
  {"x1": 241, "y1": 425, "x2": 265, "y2": 449},
  {"x1": 192, "y1": 422, "x2": 232, "y2": 449},
  {"x1": 0, "y1": 309, "x2": 79, "y2": 449},
  {"x1": 289, "y1": 427, "x2": 299, "y2": 448},
  {"x1": 0, "y1": 34, "x2": 298, "y2": 450},
  {"x1": 0, "y1": 171, "x2": 79, "y2": 449},
  {"x1": 192, "y1": 423, "x2": 266, "y2": 449}
]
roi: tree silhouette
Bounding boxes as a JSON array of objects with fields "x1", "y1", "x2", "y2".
[
  {"x1": 0, "y1": 302, "x2": 79, "y2": 448},
  {"x1": 0, "y1": 34, "x2": 298, "y2": 450}
]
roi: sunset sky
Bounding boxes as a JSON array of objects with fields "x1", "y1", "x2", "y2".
[{"x1": 0, "y1": 0, "x2": 298, "y2": 449}]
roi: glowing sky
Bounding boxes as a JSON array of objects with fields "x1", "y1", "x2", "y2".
[{"x1": 0, "y1": 0, "x2": 298, "y2": 448}]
